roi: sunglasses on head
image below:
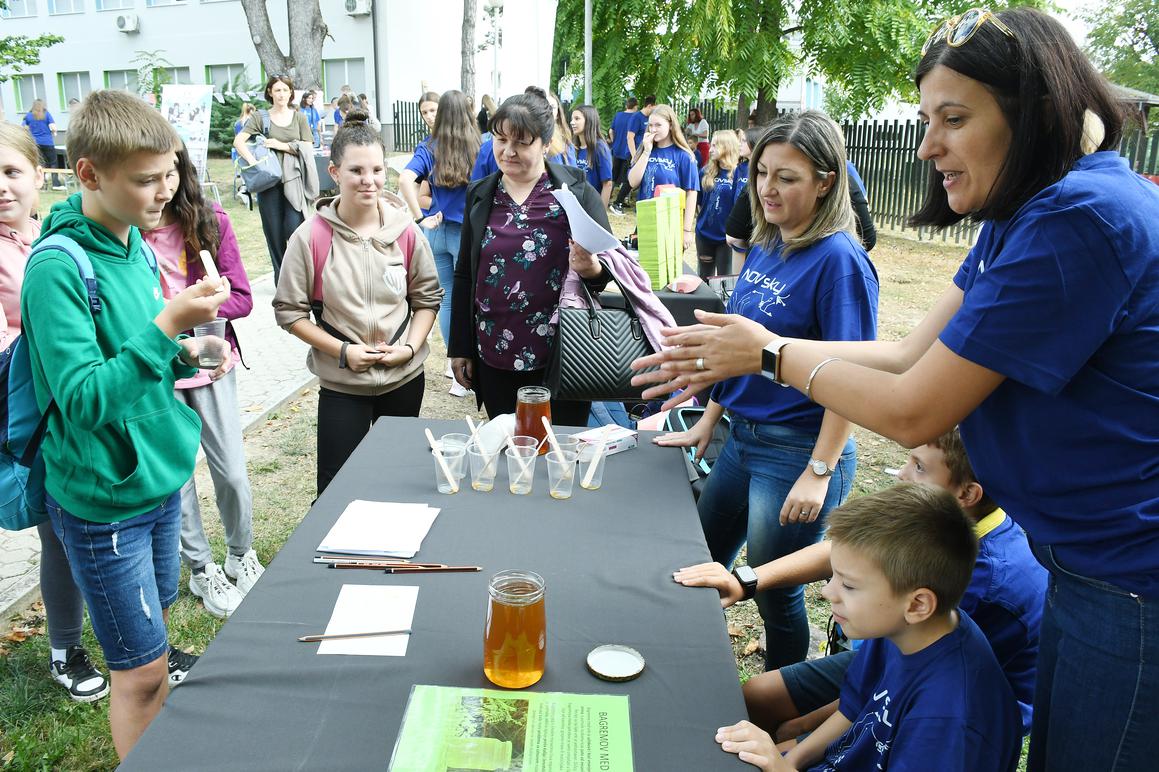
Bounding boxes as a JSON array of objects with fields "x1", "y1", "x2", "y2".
[{"x1": 921, "y1": 8, "x2": 1015, "y2": 57}]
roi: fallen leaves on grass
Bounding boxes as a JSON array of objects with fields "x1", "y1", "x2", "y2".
[
  {"x1": 727, "y1": 624, "x2": 745, "y2": 638},
  {"x1": 742, "y1": 639, "x2": 761, "y2": 656}
]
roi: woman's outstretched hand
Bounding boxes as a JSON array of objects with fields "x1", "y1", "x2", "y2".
[{"x1": 630, "y1": 309, "x2": 778, "y2": 411}]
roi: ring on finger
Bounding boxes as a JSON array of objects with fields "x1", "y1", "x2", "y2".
[{"x1": 695, "y1": 357, "x2": 706, "y2": 371}]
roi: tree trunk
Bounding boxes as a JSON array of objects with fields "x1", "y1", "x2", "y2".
[
  {"x1": 461, "y1": 0, "x2": 478, "y2": 101},
  {"x1": 288, "y1": 0, "x2": 328, "y2": 91},
  {"x1": 755, "y1": 86, "x2": 778, "y2": 125},
  {"x1": 737, "y1": 94, "x2": 750, "y2": 128},
  {"x1": 239, "y1": 0, "x2": 328, "y2": 93}
]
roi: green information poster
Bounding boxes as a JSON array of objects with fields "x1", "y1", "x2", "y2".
[{"x1": 388, "y1": 685, "x2": 634, "y2": 771}]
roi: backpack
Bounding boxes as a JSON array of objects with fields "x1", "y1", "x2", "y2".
[
  {"x1": 663, "y1": 405, "x2": 731, "y2": 502},
  {"x1": 0, "y1": 235, "x2": 158, "y2": 531},
  {"x1": 308, "y1": 215, "x2": 418, "y2": 346}
]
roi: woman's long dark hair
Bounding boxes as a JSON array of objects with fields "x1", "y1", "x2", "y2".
[
  {"x1": 573, "y1": 104, "x2": 606, "y2": 153},
  {"x1": 431, "y1": 90, "x2": 481, "y2": 188},
  {"x1": 165, "y1": 144, "x2": 220, "y2": 261}
]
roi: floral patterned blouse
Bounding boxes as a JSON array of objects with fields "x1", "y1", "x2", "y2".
[{"x1": 474, "y1": 173, "x2": 572, "y2": 371}]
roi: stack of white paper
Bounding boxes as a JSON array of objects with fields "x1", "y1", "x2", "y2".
[
  {"x1": 317, "y1": 500, "x2": 440, "y2": 558},
  {"x1": 317, "y1": 584, "x2": 419, "y2": 657}
]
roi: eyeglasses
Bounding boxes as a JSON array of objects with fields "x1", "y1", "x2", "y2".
[{"x1": 921, "y1": 8, "x2": 1015, "y2": 56}]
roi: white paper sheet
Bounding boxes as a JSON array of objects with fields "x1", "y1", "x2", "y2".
[
  {"x1": 551, "y1": 186, "x2": 622, "y2": 254},
  {"x1": 317, "y1": 584, "x2": 419, "y2": 656},
  {"x1": 317, "y1": 500, "x2": 440, "y2": 558}
]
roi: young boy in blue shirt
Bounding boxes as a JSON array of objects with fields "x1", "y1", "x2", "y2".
[
  {"x1": 21, "y1": 89, "x2": 229, "y2": 759},
  {"x1": 714, "y1": 484, "x2": 1023, "y2": 770}
]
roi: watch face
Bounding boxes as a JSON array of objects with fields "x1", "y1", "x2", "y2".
[
  {"x1": 811, "y1": 459, "x2": 828, "y2": 475},
  {"x1": 761, "y1": 347, "x2": 777, "y2": 376}
]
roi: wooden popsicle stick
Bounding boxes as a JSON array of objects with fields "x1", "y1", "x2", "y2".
[{"x1": 425, "y1": 427, "x2": 459, "y2": 493}]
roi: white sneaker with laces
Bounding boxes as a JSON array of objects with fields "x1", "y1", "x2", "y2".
[
  {"x1": 189, "y1": 562, "x2": 243, "y2": 618},
  {"x1": 224, "y1": 549, "x2": 265, "y2": 595}
]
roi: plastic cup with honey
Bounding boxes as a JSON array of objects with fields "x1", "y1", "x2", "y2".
[{"x1": 483, "y1": 570, "x2": 546, "y2": 688}]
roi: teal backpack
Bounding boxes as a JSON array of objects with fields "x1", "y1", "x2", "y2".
[{"x1": 0, "y1": 234, "x2": 158, "y2": 530}]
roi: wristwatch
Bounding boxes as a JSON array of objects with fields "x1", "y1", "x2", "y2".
[
  {"x1": 809, "y1": 458, "x2": 835, "y2": 477},
  {"x1": 760, "y1": 339, "x2": 792, "y2": 385},
  {"x1": 731, "y1": 564, "x2": 758, "y2": 601}
]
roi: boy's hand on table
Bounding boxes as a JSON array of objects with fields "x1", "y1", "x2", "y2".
[
  {"x1": 716, "y1": 721, "x2": 795, "y2": 770},
  {"x1": 673, "y1": 562, "x2": 744, "y2": 608},
  {"x1": 156, "y1": 277, "x2": 230, "y2": 337}
]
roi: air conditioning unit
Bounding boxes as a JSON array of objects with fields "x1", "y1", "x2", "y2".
[
  {"x1": 116, "y1": 13, "x2": 140, "y2": 33},
  {"x1": 345, "y1": 0, "x2": 372, "y2": 17}
]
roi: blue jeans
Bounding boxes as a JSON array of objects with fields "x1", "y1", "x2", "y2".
[
  {"x1": 1028, "y1": 544, "x2": 1159, "y2": 771},
  {"x1": 426, "y1": 220, "x2": 462, "y2": 345},
  {"x1": 46, "y1": 492, "x2": 181, "y2": 670},
  {"x1": 698, "y1": 416, "x2": 855, "y2": 670}
]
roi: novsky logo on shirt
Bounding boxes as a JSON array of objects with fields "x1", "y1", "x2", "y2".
[
  {"x1": 648, "y1": 156, "x2": 677, "y2": 173},
  {"x1": 823, "y1": 688, "x2": 893, "y2": 769},
  {"x1": 731, "y1": 266, "x2": 791, "y2": 318}
]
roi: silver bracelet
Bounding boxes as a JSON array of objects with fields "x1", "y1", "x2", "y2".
[{"x1": 804, "y1": 357, "x2": 841, "y2": 402}]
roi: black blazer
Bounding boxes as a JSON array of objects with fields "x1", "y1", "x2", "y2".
[{"x1": 447, "y1": 162, "x2": 613, "y2": 361}]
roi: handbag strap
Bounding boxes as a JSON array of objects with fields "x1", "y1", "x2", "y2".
[{"x1": 574, "y1": 259, "x2": 646, "y2": 342}]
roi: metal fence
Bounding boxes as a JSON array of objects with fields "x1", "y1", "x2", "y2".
[{"x1": 390, "y1": 100, "x2": 429, "y2": 153}]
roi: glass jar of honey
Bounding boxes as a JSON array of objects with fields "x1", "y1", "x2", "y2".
[
  {"x1": 515, "y1": 386, "x2": 551, "y2": 455},
  {"x1": 483, "y1": 570, "x2": 546, "y2": 688}
]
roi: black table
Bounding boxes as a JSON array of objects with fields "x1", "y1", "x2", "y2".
[
  {"x1": 122, "y1": 417, "x2": 747, "y2": 771},
  {"x1": 601, "y1": 281, "x2": 725, "y2": 328}
]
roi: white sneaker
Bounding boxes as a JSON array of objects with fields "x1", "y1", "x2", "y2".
[
  {"x1": 223, "y1": 549, "x2": 265, "y2": 595},
  {"x1": 448, "y1": 380, "x2": 472, "y2": 398},
  {"x1": 189, "y1": 562, "x2": 243, "y2": 618},
  {"x1": 444, "y1": 361, "x2": 454, "y2": 379}
]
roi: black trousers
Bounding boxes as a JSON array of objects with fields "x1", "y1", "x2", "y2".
[
  {"x1": 316, "y1": 373, "x2": 425, "y2": 494},
  {"x1": 695, "y1": 235, "x2": 733, "y2": 279},
  {"x1": 256, "y1": 184, "x2": 305, "y2": 284},
  {"x1": 475, "y1": 361, "x2": 590, "y2": 429},
  {"x1": 611, "y1": 156, "x2": 633, "y2": 207}
]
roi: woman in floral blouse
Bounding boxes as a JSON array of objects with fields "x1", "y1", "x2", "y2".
[{"x1": 448, "y1": 88, "x2": 612, "y2": 426}]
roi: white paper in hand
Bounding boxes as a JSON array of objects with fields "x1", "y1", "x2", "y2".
[{"x1": 551, "y1": 186, "x2": 621, "y2": 254}]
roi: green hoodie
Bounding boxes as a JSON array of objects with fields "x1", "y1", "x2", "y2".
[{"x1": 20, "y1": 194, "x2": 201, "y2": 523}]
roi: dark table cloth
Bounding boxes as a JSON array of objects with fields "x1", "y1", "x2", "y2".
[
  {"x1": 121, "y1": 417, "x2": 747, "y2": 771},
  {"x1": 600, "y1": 281, "x2": 725, "y2": 328}
]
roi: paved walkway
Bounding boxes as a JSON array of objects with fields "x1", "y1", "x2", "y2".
[{"x1": 0, "y1": 273, "x2": 314, "y2": 622}]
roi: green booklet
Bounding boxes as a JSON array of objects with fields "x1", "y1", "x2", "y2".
[{"x1": 388, "y1": 684, "x2": 633, "y2": 771}]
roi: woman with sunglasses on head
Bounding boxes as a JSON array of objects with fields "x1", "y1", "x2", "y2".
[
  {"x1": 658, "y1": 110, "x2": 878, "y2": 677},
  {"x1": 399, "y1": 90, "x2": 480, "y2": 397},
  {"x1": 233, "y1": 75, "x2": 314, "y2": 281},
  {"x1": 635, "y1": 9, "x2": 1159, "y2": 770},
  {"x1": 627, "y1": 104, "x2": 701, "y2": 252}
]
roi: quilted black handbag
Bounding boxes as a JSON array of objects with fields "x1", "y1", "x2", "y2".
[{"x1": 547, "y1": 267, "x2": 658, "y2": 402}]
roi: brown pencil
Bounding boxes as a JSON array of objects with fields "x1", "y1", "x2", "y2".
[
  {"x1": 383, "y1": 566, "x2": 481, "y2": 574},
  {"x1": 298, "y1": 628, "x2": 412, "y2": 642}
]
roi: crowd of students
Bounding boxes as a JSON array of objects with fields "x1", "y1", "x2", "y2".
[{"x1": 3, "y1": 7, "x2": 1157, "y2": 769}]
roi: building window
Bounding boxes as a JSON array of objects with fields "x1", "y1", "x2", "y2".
[
  {"x1": 323, "y1": 58, "x2": 366, "y2": 99},
  {"x1": 206, "y1": 63, "x2": 247, "y2": 90},
  {"x1": 105, "y1": 69, "x2": 140, "y2": 92},
  {"x1": 145, "y1": 0, "x2": 185, "y2": 6},
  {"x1": 48, "y1": 0, "x2": 83, "y2": 13},
  {"x1": 14, "y1": 74, "x2": 47, "y2": 112},
  {"x1": 161, "y1": 67, "x2": 192, "y2": 85},
  {"x1": 58, "y1": 72, "x2": 92, "y2": 109},
  {"x1": 95, "y1": 0, "x2": 132, "y2": 9},
  {"x1": 0, "y1": 0, "x2": 38, "y2": 18}
]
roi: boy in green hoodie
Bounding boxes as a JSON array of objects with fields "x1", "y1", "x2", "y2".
[{"x1": 20, "y1": 90, "x2": 229, "y2": 759}]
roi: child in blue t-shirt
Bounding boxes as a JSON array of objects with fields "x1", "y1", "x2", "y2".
[
  {"x1": 715, "y1": 484, "x2": 1023, "y2": 771},
  {"x1": 695, "y1": 130, "x2": 743, "y2": 278},
  {"x1": 626, "y1": 104, "x2": 700, "y2": 250},
  {"x1": 570, "y1": 104, "x2": 613, "y2": 206}
]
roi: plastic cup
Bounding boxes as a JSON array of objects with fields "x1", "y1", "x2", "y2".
[
  {"x1": 545, "y1": 449, "x2": 578, "y2": 500},
  {"x1": 439, "y1": 433, "x2": 472, "y2": 454},
  {"x1": 505, "y1": 444, "x2": 538, "y2": 495},
  {"x1": 432, "y1": 446, "x2": 467, "y2": 494},
  {"x1": 468, "y1": 442, "x2": 499, "y2": 492},
  {"x1": 549, "y1": 434, "x2": 582, "y2": 458},
  {"x1": 578, "y1": 442, "x2": 607, "y2": 490},
  {"x1": 193, "y1": 318, "x2": 228, "y2": 368}
]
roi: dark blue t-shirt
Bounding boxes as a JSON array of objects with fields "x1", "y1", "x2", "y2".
[
  {"x1": 406, "y1": 140, "x2": 476, "y2": 224},
  {"x1": 472, "y1": 136, "x2": 575, "y2": 182},
  {"x1": 636, "y1": 144, "x2": 700, "y2": 202},
  {"x1": 576, "y1": 143, "x2": 613, "y2": 192},
  {"x1": 696, "y1": 166, "x2": 741, "y2": 243},
  {"x1": 939, "y1": 152, "x2": 1159, "y2": 597},
  {"x1": 631, "y1": 111, "x2": 648, "y2": 147},
  {"x1": 332, "y1": 108, "x2": 343, "y2": 126},
  {"x1": 713, "y1": 232, "x2": 878, "y2": 431},
  {"x1": 963, "y1": 511, "x2": 1047, "y2": 734},
  {"x1": 811, "y1": 613, "x2": 1021, "y2": 772},
  {"x1": 609, "y1": 110, "x2": 638, "y2": 160},
  {"x1": 734, "y1": 160, "x2": 750, "y2": 200},
  {"x1": 23, "y1": 112, "x2": 54, "y2": 146}
]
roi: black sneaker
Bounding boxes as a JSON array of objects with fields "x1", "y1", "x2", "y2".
[
  {"x1": 610, "y1": 203, "x2": 624, "y2": 216},
  {"x1": 167, "y1": 645, "x2": 199, "y2": 687},
  {"x1": 50, "y1": 646, "x2": 110, "y2": 703}
]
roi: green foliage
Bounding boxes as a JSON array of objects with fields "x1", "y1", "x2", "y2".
[
  {"x1": 132, "y1": 49, "x2": 174, "y2": 104},
  {"x1": 1083, "y1": 0, "x2": 1159, "y2": 95},
  {"x1": 208, "y1": 74, "x2": 268, "y2": 157},
  {"x1": 0, "y1": 1, "x2": 63, "y2": 84},
  {"x1": 553, "y1": 0, "x2": 1052, "y2": 122}
]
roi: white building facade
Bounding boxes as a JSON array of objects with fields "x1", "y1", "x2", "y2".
[{"x1": 0, "y1": 0, "x2": 556, "y2": 132}]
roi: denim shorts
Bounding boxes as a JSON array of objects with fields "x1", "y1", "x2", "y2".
[
  {"x1": 780, "y1": 649, "x2": 857, "y2": 715},
  {"x1": 46, "y1": 491, "x2": 181, "y2": 670}
]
